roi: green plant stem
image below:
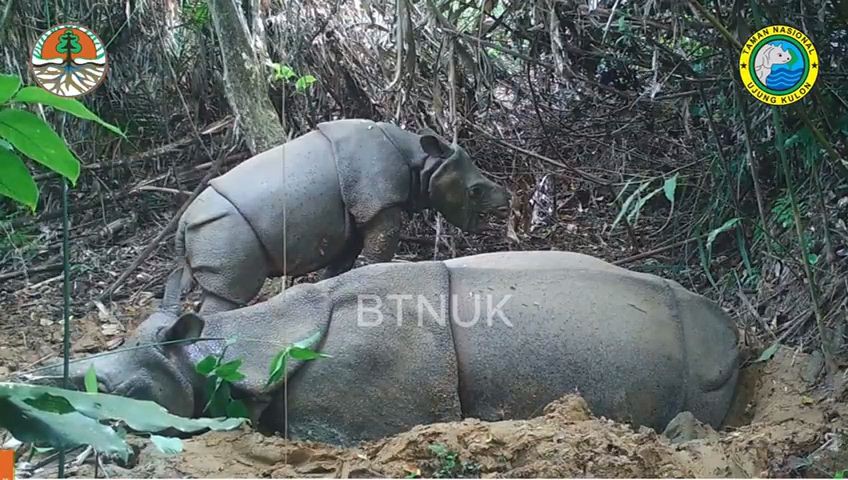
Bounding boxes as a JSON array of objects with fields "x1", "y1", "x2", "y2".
[
  {"x1": 733, "y1": 80, "x2": 771, "y2": 255},
  {"x1": 62, "y1": 179, "x2": 71, "y2": 389},
  {"x1": 772, "y1": 107, "x2": 837, "y2": 379}
]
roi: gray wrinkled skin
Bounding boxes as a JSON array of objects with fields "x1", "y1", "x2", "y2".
[
  {"x1": 25, "y1": 251, "x2": 739, "y2": 447},
  {"x1": 175, "y1": 119, "x2": 510, "y2": 313}
]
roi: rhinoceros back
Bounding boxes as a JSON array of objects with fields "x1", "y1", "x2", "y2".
[
  {"x1": 209, "y1": 132, "x2": 349, "y2": 275},
  {"x1": 318, "y1": 119, "x2": 412, "y2": 226},
  {"x1": 442, "y1": 250, "x2": 739, "y2": 431}
]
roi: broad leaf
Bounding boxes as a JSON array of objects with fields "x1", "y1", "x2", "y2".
[
  {"x1": 663, "y1": 174, "x2": 678, "y2": 203},
  {"x1": 150, "y1": 435, "x2": 183, "y2": 455},
  {"x1": 11, "y1": 87, "x2": 125, "y2": 137},
  {"x1": 295, "y1": 75, "x2": 317, "y2": 91},
  {"x1": 266, "y1": 348, "x2": 289, "y2": 388},
  {"x1": 266, "y1": 330, "x2": 327, "y2": 388},
  {"x1": 214, "y1": 359, "x2": 243, "y2": 380},
  {"x1": 706, "y1": 217, "x2": 740, "y2": 252},
  {"x1": 289, "y1": 347, "x2": 325, "y2": 361},
  {"x1": 626, "y1": 186, "x2": 664, "y2": 226},
  {"x1": 84, "y1": 364, "x2": 98, "y2": 394},
  {"x1": 292, "y1": 329, "x2": 324, "y2": 350},
  {"x1": 226, "y1": 400, "x2": 249, "y2": 419},
  {"x1": 0, "y1": 74, "x2": 21, "y2": 104},
  {"x1": 0, "y1": 382, "x2": 244, "y2": 434},
  {"x1": 195, "y1": 355, "x2": 219, "y2": 376},
  {"x1": 0, "y1": 109, "x2": 80, "y2": 184},
  {"x1": 0, "y1": 396, "x2": 131, "y2": 461},
  {"x1": 611, "y1": 181, "x2": 650, "y2": 232},
  {"x1": 25, "y1": 392, "x2": 75, "y2": 414},
  {"x1": 0, "y1": 149, "x2": 38, "y2": 210},
  {"x1": 754, "y1": 342, "x2": 780, "y2": 363}
]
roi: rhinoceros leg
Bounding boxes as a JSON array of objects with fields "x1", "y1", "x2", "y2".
[
  {"x1": 320, "y1": 234, "x2": 363, "y2": 279},
  {"x1": 182, "y1": 188, "x2": 272, "y2": 312},
  {"x1": 359, "y1": 206, "x2": 402, "y2": 264}
]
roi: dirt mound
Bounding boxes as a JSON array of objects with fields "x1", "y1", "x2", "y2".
[{"x1": 43, "y1": 345, "x2": 840, "y2": 479}]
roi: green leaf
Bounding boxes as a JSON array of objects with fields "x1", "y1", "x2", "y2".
[
  {"x1": 225, "y1": 400, "x2": 249, "y2": 419},
  {"x1": 195, "y1": 355, "x2": 219, "y2": 376},
  {"x1": 611, "y1": 180, "x2": 650, "y2": 232},
  {"x1": 289, "y1": 347, "x2": 325, "y2": 361},
  {"x1": 150, "y1": 435, "x2": 183, "y2": 455},
  {"x1": 213, "y1": 359, "x2": 243, "y2": 380},
  {"x1": 706, "y1": 217, "x2": 740, "y2": 252},
  {"x1": 807, "y1": 253, "x2": 819, "y2": 265},
  {"x1": 0, "y1": 396, "x2": 131, "y2": 461},
  {"x1": 0, "y1": 109, "x2": 80, "y2": 184},
  {"x1": 626, "y1": 186, "x2": 664, "y2": 226},
  {"x1": 24, "y1": 393, "x2": 76, "y2": 414},
  {"x1": 266, "y1": 347, "x2": 290, "y2": 388},
  {"x1": 0, "y1": 382, "x2": 244, "y2": 434},
  {"x1": 0, "y1": 74, "x2": 21, "y2": 104},
  {"x1": 204, "y1": 380, "x2": 231, "y2": 417},
  {"x1": 295, "y1": 75, "x2": 317, "y2": 91},
  {"x1": 0, "y1": 149, "x2": 38, "y2": 211},
  {"x1": 280, "y1": 65, "x2": 297, "y2": 80},
  {"x1": 219, "y1": 371, "x2": 246, "y2": 383},
  {"x1": 11, "y1": 87, "x2": 125, "y2": 137},
  {"x1": 292, "y1": 329, "x2": 324, "y2": 350},
  {"x1": 84, "y1": 364, "x2": 98, "y2": 394},
  {"x1": 754, "y1": 342, "x2": 780, "y2": 363},
  {"x1": 663, "y1": 174, "x2": 678, "y2": 203}
]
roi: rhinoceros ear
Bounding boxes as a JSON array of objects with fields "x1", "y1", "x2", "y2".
[
  {"x1": 161, "y1": 312, "x2": 205, "y2": 343},
  {"x1": 420, "y1": 134, "x2": 453, "y2": 158}
]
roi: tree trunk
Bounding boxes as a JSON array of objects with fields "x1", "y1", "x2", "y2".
[{"x1": 208, "y1": 0, "x2": 283, "y2": 155}]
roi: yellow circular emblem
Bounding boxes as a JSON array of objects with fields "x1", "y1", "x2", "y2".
[{"x1": 738, "y1": 25, "x2": 818, "y2": 106}]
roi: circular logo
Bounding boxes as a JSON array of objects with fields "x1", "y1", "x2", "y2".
[
  {"x1": 739, "y1": 25, "x2": 818, "y2": 106},
  {"x1": 29, "y1": 24, "x2": 108, "y2": 98}
]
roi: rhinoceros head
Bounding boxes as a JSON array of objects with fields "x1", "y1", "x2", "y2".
[
  {"x1": 419, "y1": 133, "x2": 510, "y2": 232},
  {"x1": 21, "y1": 272, "x2": 205, "y2": 418}
]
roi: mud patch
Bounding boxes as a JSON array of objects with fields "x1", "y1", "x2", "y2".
[{"x1": 27, "y1": 345, "x2": 842, "y2": 479}]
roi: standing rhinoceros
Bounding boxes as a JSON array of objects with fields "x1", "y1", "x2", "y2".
[
  {"x1": 25, "y1": 251, "x2": 740, "y2": 446},
  {"x1": 175, "y1": 119, "x2": 510, "y2": 313}
]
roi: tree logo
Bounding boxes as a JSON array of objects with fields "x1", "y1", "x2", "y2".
[
  {"x1": 739, "y1": 25, "x2": 818, "y2": 106},
  {"x1": 29, "y1": 24, "x2": 108, "y2": 98}
]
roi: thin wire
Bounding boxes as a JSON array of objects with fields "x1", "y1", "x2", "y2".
[{"x1": 282, "y1": 98, "x2": 288, "y2": 460}]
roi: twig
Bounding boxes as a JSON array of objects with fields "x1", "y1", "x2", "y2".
[
  {"x1": 0, "y1": 263, "x2": 63, "y2": 282},
  {"x1": 612, "y1": 234, "x2": 706, "y2": 265},
  {"x1": 133, "y1": 186, "x2": 190, "y2": 195}
]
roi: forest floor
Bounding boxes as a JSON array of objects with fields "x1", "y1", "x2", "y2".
[{"x1": 1, "y1": 180, "x2": 845, "y2": 478}]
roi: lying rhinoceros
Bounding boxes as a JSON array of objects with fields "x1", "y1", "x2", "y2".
[
  {"x1": 25, "y1": 251, "x2": 740, "y2": 446},
  {"x1": 175, "y1": 119, "x2": 510, "y2": 313}
]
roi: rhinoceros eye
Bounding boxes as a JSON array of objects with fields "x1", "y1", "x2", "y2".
[{"x1": 469, "y1": 185, "x2": 483, "y2": 198}]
